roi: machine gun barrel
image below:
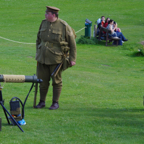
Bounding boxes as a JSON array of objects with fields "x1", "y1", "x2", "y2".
[{"x1": 0, "y1": 74, "x2": 42, "y2": 83}]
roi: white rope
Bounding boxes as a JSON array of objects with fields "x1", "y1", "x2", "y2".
[
  {"x1": 0, "y1": 36, "x2": 35, "y2": 45},
  {"x1": 75, "y1": 27, "x2": 86, "y2": 34},
  {"x1": 0, "y1": 27, "x2": 86, "y2": 44}
]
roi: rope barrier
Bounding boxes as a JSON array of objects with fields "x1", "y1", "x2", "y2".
[
  {"x1": 0, "y1": 36, "x2": 35, "y2": 45},
  {"x1": 0, "y1": 27, "x2": 86, "y2": 45},
  {"x1": 75, "y1": 27, "x2": 86, "y2": 34}
]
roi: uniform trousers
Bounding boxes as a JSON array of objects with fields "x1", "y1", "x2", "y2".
[{"x1": 37, "y1": 62, "x2": 63, "y2": 102}]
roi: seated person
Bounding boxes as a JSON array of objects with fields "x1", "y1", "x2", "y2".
[
  {"x1": 113, "y1": 21, "x2": 125, "y2": 43},
  {"x1": 103, "y1": 17, "x2": 110, "y2": 34},
  {"x1": 106, "y1": 19, "x2": 128, "y2": 45},
  {"x1": 113, "y1": 21, "x2": 121, "y2": 32},
  {"x1": 104, "y1": 17, "x2": 110, "y2": 28},
  {"x1": 96, "y1": 16, "x2": 105, "y2": 35},
  {"x1": 98, "y1": 16, "x2": 105, "y2": 29},
  {"x1": 96, "y1": 18, "x2": 101, "y2": 25}
]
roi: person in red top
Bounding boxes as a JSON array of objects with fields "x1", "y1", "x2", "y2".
[
  {"x1": 100, "y1": 16, "x2": 105, "y2": 27},
  {"x1": 101, "y1": 17, "x2": 105, "y2": 27},
  {"x1": 104, "y1": 17, "x2": 110, "y2": 28},
  {"x1": 102, "y1": 17, "x2": 110, "y2": 34},
  {"x1": 97, "y1": 16, "x2": 105, "y2": 36}
]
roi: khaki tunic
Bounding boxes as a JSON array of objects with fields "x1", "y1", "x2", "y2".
[
  {"x1": 36, "y1": 18, "x2": 77, "y2": 65},
  {"x1": 35, "y1": 18, "x2": 76, "y2": 100}
]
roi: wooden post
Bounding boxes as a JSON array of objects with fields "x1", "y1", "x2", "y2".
[
  {"x1": 33, "y1": 62, "x2": 38, "y2": 108},
  {"x1": 94, "y1": 25, "x2": 97, "y2": 38}
]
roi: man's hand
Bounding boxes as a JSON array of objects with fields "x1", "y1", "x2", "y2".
[{"x1": 70, "y1": 61, "x2": 76, "y2": 66}]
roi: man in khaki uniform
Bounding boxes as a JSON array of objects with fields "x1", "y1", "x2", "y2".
[{"x1": 35, "y1": 6, "x2": 76, "y2": 110}]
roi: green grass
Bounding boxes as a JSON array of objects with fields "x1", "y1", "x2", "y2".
[{"x1": 0, "y1": 0, "x2": 144, "y2": 144}]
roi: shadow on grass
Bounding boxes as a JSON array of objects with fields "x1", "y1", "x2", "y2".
[
  {"x1": 61, "y1": 106, "x2": 144, "y2": 121},
  {"x1": 26, "y1": 104, "x2": 144, "y2": 117},
  {"x1": 95, "y1": 39, "x2": 118, "y2": 47},
  {"x1": 59, "y1": 107, "x2": 144, "y2": 133},
  {"x1": 60, "y1": 105, "x2": 144, "y2": 116},
  {"x1": 21, "y1": 104, "x2": 144, "y2": 129},
  {"x1": 2, "y1": 123, "x2": 15, "y2": 126},
  {"x1": 130, "y1": 52, "x2": 144, "y2": 57},
  {"x1": 2, "y1": 105, "x2": 143, "y2": 138}
]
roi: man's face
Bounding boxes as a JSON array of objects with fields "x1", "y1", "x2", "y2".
[
  {"x1": 45, "y1": 11, "x2": 54, "y2": 22},
  {"x1": 101, "y1": 16, "x2": 105, "y2": 21}
]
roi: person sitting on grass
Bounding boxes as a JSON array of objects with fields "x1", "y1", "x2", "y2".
[{"x1": 106, "y1": 19, "x2": 128, "y2": 45}]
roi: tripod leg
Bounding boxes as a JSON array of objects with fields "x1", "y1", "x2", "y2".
[
  {"x1": 2, "y1": 106, "x2": 10, "y2": 124},
  {"x1": 0, "y1": 103, "x2": 24, "y2": 132}
]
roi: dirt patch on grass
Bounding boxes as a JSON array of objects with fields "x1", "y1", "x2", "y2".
[{"x1": 140, "y1": 41, "x2": 144, "y2": 45}]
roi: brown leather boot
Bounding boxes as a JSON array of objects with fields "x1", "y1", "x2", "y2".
[
  {"x1": 49, "y1": 101, "x2": 59, "y2": 110},
  {"x1": 35, "y1": 100, "x2": 45, "y2": 108},
  {"x1": 49, "y1": 87, "x2": 62, "y2": 110},
  {"x1": 35, "y1": 88, "x2": 48, "y2": 108}
]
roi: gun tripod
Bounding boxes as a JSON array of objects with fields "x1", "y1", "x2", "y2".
[
  {"x1": 0, "y1": 74, "x2": 42, "y2": 132},
  {"x1": 0, "y1": 85, "x2": 24, "y2": 132}
]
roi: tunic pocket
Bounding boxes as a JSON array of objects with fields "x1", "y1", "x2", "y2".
[
  {"x1": 52, "y1": 29, "x2": 62, "y2": 42},
  {"x1": 36, "y1": 44, "x2": 45, "y2": 63},
  {"x1": 40, "y1": 28, "x2": 47, "y2": 40}
]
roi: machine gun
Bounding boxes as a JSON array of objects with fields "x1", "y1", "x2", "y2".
[
  {"x1": 0, "y1": 74, "x2": 42, "y2": 132},
  {"x1": 0, "y1": 74, "x2": 42, "y2": 83}
]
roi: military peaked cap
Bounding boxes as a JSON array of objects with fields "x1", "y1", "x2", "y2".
[{"x1": 46, "y1": 6, "x2": 60, "y2": 13}]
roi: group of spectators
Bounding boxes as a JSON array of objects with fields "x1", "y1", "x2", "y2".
[{"x1": 96, "y1": 16, "x2": 128, "y2": 45}]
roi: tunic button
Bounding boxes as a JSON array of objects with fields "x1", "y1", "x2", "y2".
[
  {"x1": 48, "y1": 35, "x2": 49, "y2": 37},
  {"x1": 49, "y1": 29, "x2": 51, "y2": 31}
]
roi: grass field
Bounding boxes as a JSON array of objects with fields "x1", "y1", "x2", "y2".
[{"x1": 0, "y1": 0, "x2": 144, "y2": 144}]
